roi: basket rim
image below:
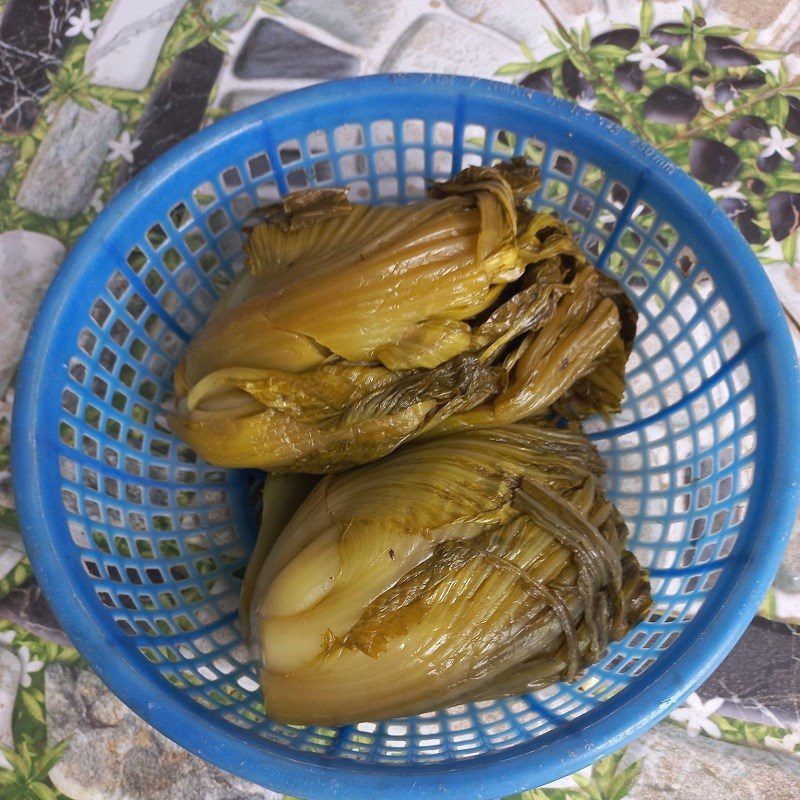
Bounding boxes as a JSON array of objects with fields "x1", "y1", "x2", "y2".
[{"x1": 11, "y1": 73, "x2": 800, "y2": 800}]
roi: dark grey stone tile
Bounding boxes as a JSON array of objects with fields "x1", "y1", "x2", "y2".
[
  {"x1": 0, "y1": 576, "x2": 72, "y2": 648},
  {"x1": 0, "y1": 0, "x2": 88, "y2": 132},
  {"x1": 233, "y1": 18, "x2": 359, "y2": 80},
  {"x1": 0, "y1": 141, "x2": 15, "y2": 182},
  {"x1": 116, "y1": 41, "x2": 223, "y2": 187},
  {"x1": 698, "y1": 616, "x2": 800, "y2": 727}
]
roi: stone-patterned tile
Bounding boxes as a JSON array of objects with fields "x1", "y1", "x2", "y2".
[
  {"x1": 774, "y1": 586, "x2": 800, "y2": 621},
  {"x1": 0, "y1": 392, "x2": 11, "y2": 514},
  {"x1": 0, "y1": 231, "x2": 65, "y2": 394},
  {"x1": 84, "y1": 0, "x2": 185, "y2": 91},
  {"x1": 627, "y1": 722, "x2": 800, "y2": 799},
  {"x1": 208, "y1": 0, "x2": 257, "y2": 31},
  {"x1": 382, "y1": 13, "x2": 519, "y2": 77},
  {"x1": 234, "y1": 18, "x2": 360, "y2": 79},
  {"x1": 226, "y1": 87, "x2": 287, "y2": 113},
  {"x1": 713, "y1": 0, "x2": 796, "y2": 29},
  {"x1": 552, "y1": 0, "x2": 596, "y2": 11},
  {"x1": 445, "y1": 0, "x2": 594, "y2": 43},
  {"x1": 776, "y1": 511, "x2": 800, "y2": 592},
  {"x1": 0, "y1": 528, "x2": 26, "y2": 584},
  {"x1": 697, "y1": 617, "x2": 800, "y2": 727},
  {"x1": 772, "y1": 411, "x2": 800, "y2": 607},
  {"x1": 16, "y1": 99, "x2": 122, "y2": 219},
  {"x1": 116, "y1": 41, "x2": 223, "y2": 187},
  {"x1": 46, "y1": 663, "x2": 283, "y2": 800},
  {"x1": 0, "y1": 0, "x2": 88, "y2": 132},
  {"x1": 0, "y1": 578, "x2": 71, "y2": 648},
  {"x1": 283, "y1": 0, "x2": 404, "y2": 48},
  {"x1": 766, "y1": 265, "x2": 800, "y2": 330}
]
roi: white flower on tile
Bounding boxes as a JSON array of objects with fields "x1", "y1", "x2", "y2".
[
  {"x1": 759, "y1": 126, "x2": 797, "y2": 161},
  {"x1": 764, "y1": 732, "x2": 800, "y2": 755},
  {"x1": 0, "y1": 630, "x2": 15, "y2": 646},
  {"x1": 627, "y1": 42, "x2": 669, "y2": 72},
  {"x1": 106, "y1": 131, "x2": 141, "y2": 164},
  {"x1": 709, "y1": 181, "x2": 746, "y2": 201},
  {"x1": 669, "y1": 693, "x2": 724, "y2": 737},
  {"x1": 17, "y1": 645, "x2": 44, "y2": 688},
  {"x1": 693, "y1": 84, "x2": 715, "y2": 106},
  {"x1": 65, "y1": 9, "x2": 101, "y2": 41},
  {"x1": 89, "y1": 188, "x2": 105, "y2": 214}
]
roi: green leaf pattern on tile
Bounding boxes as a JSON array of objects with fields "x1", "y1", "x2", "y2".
[
  {"x1": 1, "y1": 2, "x2": 800, "y2": 798},
  {"x1": 512, "y1": 747, "x2": 642, "y2": 800},
  {"x1": 496, "y1": 7, "x2": 800, "y2": 252}
]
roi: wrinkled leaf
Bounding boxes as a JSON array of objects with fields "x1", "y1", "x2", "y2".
[
  {"x1": 171, "y1": 162, "x2": 635, "y2": 473},
  {"x1": 248, "y1": 423, "x2": 651, "y2": 724}
]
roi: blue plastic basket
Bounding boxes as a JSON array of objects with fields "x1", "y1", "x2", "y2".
[{"x1": 12, "y1": 75, "x2": 800, "y2": 799}]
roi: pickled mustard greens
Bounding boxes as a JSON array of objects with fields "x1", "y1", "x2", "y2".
[
  {"x1": 168, "y1": 157, "x2": 649, "y2": 723},
  {"x1": 168, "y1": 159, "x2": 636, "y2": 473},
  {"x1": 242, "y1": 424, "x2": 651, "y2": 725}
]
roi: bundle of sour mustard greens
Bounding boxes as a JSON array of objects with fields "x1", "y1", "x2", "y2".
[{"x1": 169, "y1": 158, "x2": 651, "y2": 725}]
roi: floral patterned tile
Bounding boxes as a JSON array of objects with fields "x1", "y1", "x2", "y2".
[{"x1": 1, "y1": 1, "x2": 800, "y2": 798}]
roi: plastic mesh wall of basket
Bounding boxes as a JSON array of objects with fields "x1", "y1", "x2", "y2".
[{"x1": 13, "y1": 77, "x2": 799, "y2": 796}]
